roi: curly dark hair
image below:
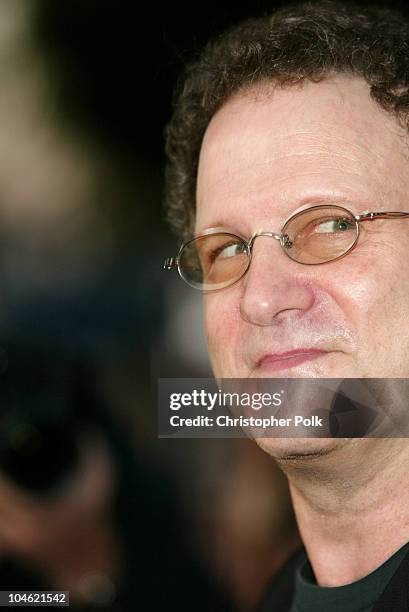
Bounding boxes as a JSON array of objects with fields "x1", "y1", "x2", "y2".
[{"x1": 164, "y1": 0, "x2": 409, "y2": 241}]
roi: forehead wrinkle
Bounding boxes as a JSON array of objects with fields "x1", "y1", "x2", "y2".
[
  {"x1": 197, "y1": 136, "x2": 403, "y2": 216},
  {"x1": 198, "y1": 156, "x2": 384, "y2": 210},
  {"x1": 200, "y1": 87, "x2": 409, "y2": 179},
  {"x1": 286, "y1": 122, "x2": 406, "y2": 154},
  {"x1": 201, "y1": 127, "x2": 403, "y2": 176},
  {"x1": 198, "y1": 153, "x2": 375, "y2": 199},
  {"x1": 198, "y1": 129, "x2": 402, "y2": 202}
]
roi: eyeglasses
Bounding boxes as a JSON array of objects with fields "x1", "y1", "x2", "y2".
[{"x1": 163, "y1": 204, "x2": 409, "y2": 292}]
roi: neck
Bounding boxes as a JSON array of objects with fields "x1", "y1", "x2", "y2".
[{"x1": 278, "y1": 439, "x2": 409, "y2": 586}]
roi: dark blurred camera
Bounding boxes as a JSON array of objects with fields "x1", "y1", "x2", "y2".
[
  {"x1": 0, "y1": 402, "x2": 80, "y2": 496},
  {"x1": 0, "y1": 351, "x2": 83, "y2": 496}
]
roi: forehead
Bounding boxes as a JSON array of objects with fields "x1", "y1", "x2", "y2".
[{"x1": 196, "y1": 75, "x2": 409, "y2": 233}]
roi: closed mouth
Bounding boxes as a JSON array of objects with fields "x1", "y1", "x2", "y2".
[{"x1": 257, "y1": 349, "x2": 327, "y2": 372}]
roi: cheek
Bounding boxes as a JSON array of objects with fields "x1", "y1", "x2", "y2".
[
  {"x1": 204, "y1": 292, "x2": 241, "y2": 365},
  {"x1": 331, "y1": 231, "x2": 407, "y2": 315},
  {"x1": 335, "y1": 249, "x2": 409, "y2": 372},
  {"x1": 347, "y1": 254, "x2": 408, "y2": 315}
]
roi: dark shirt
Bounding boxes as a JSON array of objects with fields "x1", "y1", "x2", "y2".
[
  {"x1": 290, "y1": 542, "x2": 409, "y2": 612},
  {"x1": 258, "y1": 543, "x2": 409, "y2": 612}
]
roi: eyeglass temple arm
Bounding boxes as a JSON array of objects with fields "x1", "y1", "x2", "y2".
[
  {"x1": 356, "y1": 212, "x2": 409, "y2": 221},
  {"x1": 163, "y1": 256, "x2": 177, "y2": 270}
]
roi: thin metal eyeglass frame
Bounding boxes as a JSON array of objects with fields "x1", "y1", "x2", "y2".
[{"x1": 163, "y1": 205, "x2": 409, "y2": 291}]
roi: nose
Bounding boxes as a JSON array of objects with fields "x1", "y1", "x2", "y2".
[{"x1": 240, "y1": 236, "x2": 316, "y2": 326}]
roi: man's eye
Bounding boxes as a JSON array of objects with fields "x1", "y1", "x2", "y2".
[
  {"x1": 210, "y1": 241, "x2": 246, "y2": 261},
  {"x1": 313, "y1": 218, "x2": 355, "y2": 233}
]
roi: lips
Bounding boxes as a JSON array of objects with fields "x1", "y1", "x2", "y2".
[{"x1": 257, "y1": 349, "x2": 327, "y2": 372}]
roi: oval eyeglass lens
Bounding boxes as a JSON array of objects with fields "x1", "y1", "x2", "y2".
[
  {"x1": 282, "y1": 206, "x2": 358, "y2": 264},
  {"x1": 179, "y1": 233, "x2": 249, "y2": 290}
]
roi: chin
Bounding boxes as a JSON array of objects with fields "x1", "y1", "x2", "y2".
[{"x1": 254, "y1": 437, "x2": 346, "y2": 461}]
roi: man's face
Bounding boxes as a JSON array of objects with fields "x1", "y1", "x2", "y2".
[{"x1": 196, "y1": 76, "x2": 409, "y2": 457}]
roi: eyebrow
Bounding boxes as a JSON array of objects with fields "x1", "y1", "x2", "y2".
[
  {"x1": 195, "y1": 225, "x2": 247, "y2": 238},
  {"x1": 195, "y1": 197, "x2": 364, "y2": 236}
]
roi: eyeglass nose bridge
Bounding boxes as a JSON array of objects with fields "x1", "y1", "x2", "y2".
[{"x1": 248, "y1": 231, "x2": 284, "y2": 250}]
